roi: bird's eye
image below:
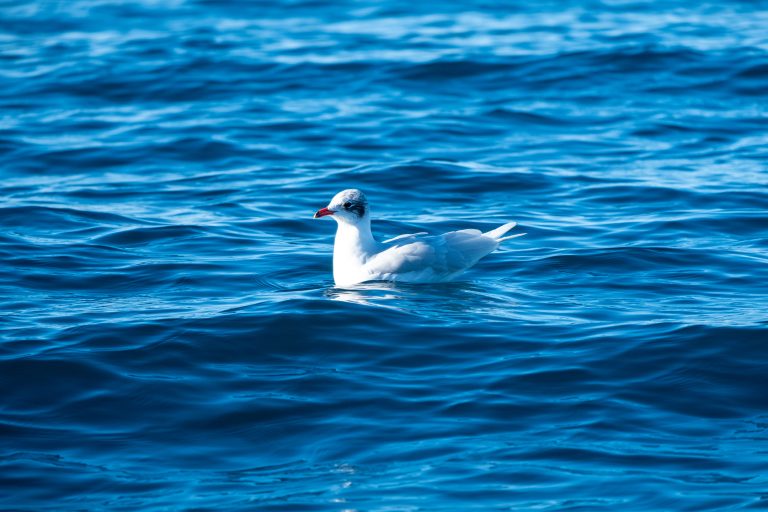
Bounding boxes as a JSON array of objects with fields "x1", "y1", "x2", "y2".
[{"x1": 343, "y1": 201, "x2": 352, "y2": 209}]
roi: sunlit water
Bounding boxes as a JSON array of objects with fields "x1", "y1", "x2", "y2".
[{"x1": 2, "y1": 1, "x2": 768, "y2": 510}]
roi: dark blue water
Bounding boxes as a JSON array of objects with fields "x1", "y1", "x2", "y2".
[{"x1": 2, "y1": 1, "x2": 768, "y2": 510}]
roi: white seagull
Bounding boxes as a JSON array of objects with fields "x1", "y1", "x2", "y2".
[{"x1": 314, "y1": 189, "x2": 525, "y2": 287}]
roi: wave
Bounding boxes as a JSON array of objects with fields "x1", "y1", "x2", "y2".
[
  {"x1": 2, "y1": 1, "x2": 768, "y2": 510},
  {"x1": 0, "y1": 205, "x2": 144, "y2": 230}
]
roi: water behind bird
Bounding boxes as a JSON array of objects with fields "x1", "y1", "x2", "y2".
[{"x1": 1, "y1": 0, "x2": 768, "y2": 510}]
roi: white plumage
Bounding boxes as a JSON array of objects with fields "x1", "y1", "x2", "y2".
[{"x1": 314, "y1": 189, "x2": 525, "y2": 287}]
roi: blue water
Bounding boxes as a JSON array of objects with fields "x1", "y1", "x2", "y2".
[{"x1": 2, "y1": 0, "x2": 768, "y2": 510}]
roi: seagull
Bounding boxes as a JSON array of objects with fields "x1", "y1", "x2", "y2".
[{"x1": 314, "y1": 189, "x2": 525, "y2": 287}]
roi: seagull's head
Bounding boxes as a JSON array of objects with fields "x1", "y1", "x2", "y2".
[{"x1": 314, "y1": 189, "x2": 369, "y2": 225}]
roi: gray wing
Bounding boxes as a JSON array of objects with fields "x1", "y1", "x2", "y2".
[
  {"x1": 366, "y1": 229, "x2": 499, "y2": 281},
  {"x1": 381, "y1": 232, "x2": 428, "y2": 244}
]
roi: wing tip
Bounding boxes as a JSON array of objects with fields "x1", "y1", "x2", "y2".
[
  {"x1": 498, "y1": 232, "x2": 526, "y2": 242},
  {"x1": 484, "y1": 221, "x2": 519, "y2": 240}
]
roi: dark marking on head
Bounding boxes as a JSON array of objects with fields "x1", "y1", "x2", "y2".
[{"x1": 346, "y1": 200, "x2": 366, "y2": 218}]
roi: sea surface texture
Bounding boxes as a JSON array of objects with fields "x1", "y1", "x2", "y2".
[{"x1": 2, "y1": 0, "x2": 768, "y2": 510}]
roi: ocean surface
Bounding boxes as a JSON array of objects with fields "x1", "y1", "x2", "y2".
[{"x1": 2, "y1": 0, "x2": 768, "y2": 510}]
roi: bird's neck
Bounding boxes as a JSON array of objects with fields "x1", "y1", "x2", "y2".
[
  {"x1": 334, "y1": 218, "x2": 377, "y2": 257},
  {"x1": 333, "y1": 218, "x2": 378, "y2": 283}
]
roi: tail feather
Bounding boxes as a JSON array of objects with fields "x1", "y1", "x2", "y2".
[
  {"x1": 484, "y1": 221, "x2": 523, "y2": 241},
  {"x1": 498, "y1": 232, "x2": 526, "y2": 242}
]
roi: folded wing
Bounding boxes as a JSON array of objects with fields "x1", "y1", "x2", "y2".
[{"x1": 366, "y1": 229, "x2": 500, "y2": 282}]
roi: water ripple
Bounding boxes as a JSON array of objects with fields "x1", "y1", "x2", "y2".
[{"x1": 1, "y1": 0, "x2": 767, "y2": 510}]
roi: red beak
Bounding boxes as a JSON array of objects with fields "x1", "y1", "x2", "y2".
[{"x1": 314, "y1": 207, "x2": 334, "y2": 218}]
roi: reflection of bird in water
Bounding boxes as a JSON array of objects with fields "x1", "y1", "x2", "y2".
[{"x1": 325, "y1": 282, "x2": 403, "y2": 309}]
